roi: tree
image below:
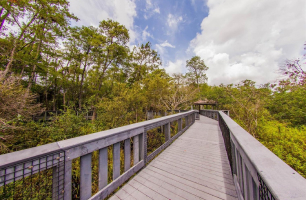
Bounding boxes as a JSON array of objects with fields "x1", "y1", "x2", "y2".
[
  {"x1": 127, "y1": 42, "x2": 161, "y2": 84},
  {"x1": 186, "y1": 56, "x2": 208, "y2": 88},
  {"x1": 1, "y1": 0, "x2": 77, "y2": 78}
]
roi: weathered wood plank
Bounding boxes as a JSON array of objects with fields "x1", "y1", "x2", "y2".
[
  {"x1": 137, "y1": 170, "x2": 203, "y2": 200},
  {"x1": 155, "y1": 156, "x2": 233, "y2": 180},
  {"x1": 150, "y1": 160, "x2": 235, "y2": 189},
  {"x1": 64, "y1": 160, "x2": 72, "y2": 200},
  {"x1": 80, "y1": 153, "x2": 92, "y2": 200},
  {"x1": 113, "y1": 142, "x2": 120, "y2": 180},
  {"x1": 147, "y1": 165, "x2": 237, "y2": 198},
  {"x1": 219, "y1": 111, "x2": 306, "y2": 200},
  {"x1": 124, "y1": 139, "x2": 131, "y2": 172},
  {"x1": 99, "y1": 147, "x2": 108, "y2": 190},
  {"x1": 89, "y1": 160, "x2": 144, "y2": 200},
  {"x1": 133, "y1": 174, "x2": 186, "y2": 200},
  {"x1": 110, "y1": 187, "x2": 137, "y2": 200},
  {"x1": 178, "y1": 118, "x2": 182, "y2": 132},
  {"x1": 127, "y1": 178, "x2": 168, "y2": 200},
  {"x1": 144, "y1": 167, "x2": 237, "y2": 200},
  {"x1": 112, "y1": 116, "x2": 238, "y2": 200},
  {"x1": 133, "y1": 135, "x2": 139, "y2": 164},
  {"x1": 163, "y1": 123, "x2": 170, "y2": 141}
]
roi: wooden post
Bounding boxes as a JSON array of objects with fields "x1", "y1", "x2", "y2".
[
  {"x1": 163, "y1": 123, "x2": 170, "y2": 141},
  {"x1": 52, "y1": 166, "x2": 59, "y2": 200},
  {"x1": 124, "y1": 139, "x2": 131, "y2": 172},
  {"x1": 178, "y1": 118, "x2": 182, "y2": 132},
  {"x1": 185, "y1": 116, "x2": 188, "y2": 127},
  {"x1": 133, "y1": 135, "x2": 139, "y2": 164},
  {"x1": 99, "y1": 147, "x2": 108, "y2": 190},
  {"x1": 139, "y1": 133, "x2": 144, "y2": 161},
  {"x1": 80, "y1": 153, "x2": 92, "y2": 200},
  {"x1": 113, "y1": 142, "x2": 120, "y2": 180},
  {"x1": 63, "y1": 159, "x2": 72, "y2": 200}
]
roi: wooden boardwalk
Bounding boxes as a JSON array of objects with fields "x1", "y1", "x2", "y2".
[{"x1": 110, "y1": 116, "x2": 238, "y2": 200}]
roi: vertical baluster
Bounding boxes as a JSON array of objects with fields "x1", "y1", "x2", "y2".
[
  {"x1": 239, "y1": 154, "x2": 244, "y2": 197},
  {"x1": 113, "y1": 142, "x2": 120, "y2": 180},
  {"x1": 80, "y1": 153, "x2": 92, "y2": 200},
  {"x1": 133, "y1": 135, "x2": 139, "y2": 164},
  {"x1": 235, "y1": 149, "x2": 243, "y2": 196},
  {"x1": 253, "y1": 177, "x2": 259, "y2": 200},
  {"x1": 64, "y1": 160, "x2": 72, "y2": 200},
  {"x1": 178, "y1": 118, "x2": 182, "y2": 132},
  {"x1": 185, "y1": 116, "x2": 188, "y2": 127},
  {"x1": 139, "y1": 133, "x2": 144, "y2": 160},
  {"x1": 52, "y1": 166, "x2": 59, "y2": 200},
  {"x1": 248, "y1": 170, "x2": 254, "y2": 200},
  {"x1": 243, "y1": 164, "x2": 248, "y2": 199},
  {"x1": 124, "y1": 139, "x2": 131, "y2": 172},
  {"x1": 163, "y1": 123, "x2": 170, "y2": 141},
  {"x1": 99, "y1": 147, "x2": 108, "y2": 190},
  {"x1": 231, "y1": 141, "x2": 237, "y2": 175}
]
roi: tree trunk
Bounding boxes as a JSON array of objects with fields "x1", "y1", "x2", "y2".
[{"x1": 63, "y1": 92, "x2": 66, "y2": 111}]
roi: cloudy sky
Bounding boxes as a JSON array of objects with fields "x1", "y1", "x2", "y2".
[{"x1": 68, "y1": 0, "x2": 306, "y2": 85}]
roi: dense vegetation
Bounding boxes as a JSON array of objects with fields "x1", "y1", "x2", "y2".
[{"x1": 0, "y1": 0, "x2": 305, "y2": 187}]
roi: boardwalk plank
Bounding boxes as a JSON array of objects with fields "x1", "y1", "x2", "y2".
[
  {"x1": 111, "y1": 116, "x2": 238, "y2": 200},
  {"x1": 147, "y1": 166, "x2": 238, "y2": 198}
]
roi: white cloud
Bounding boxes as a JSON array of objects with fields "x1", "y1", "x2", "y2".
[
  {"x1": 155, "y1": 40, "x2": 176, "y2": 55},
  {"x1": 167, "y1": 14, "x2": 183, "y2": 34},
  {"x1": 68, "y1": 0, "x2": 137, "y2": 43},
  {"x1": 153, "y1": 7, "x2": 160, "y2": 14},
  {"x1": 189, "y1": 0, "x2": 306, "y2": 85},
  {"x1": 142, "y1": 26, "x2": 151, "y2": 41},
  {"x1": 163, "y1": 60, "x2": 185, "y2": 75},
  {"x1": 144, "y1": 0, "x2": 160, "y2": 19},
  {"x1": 160, "y1": 40, "x2": 175, "y2": 48}
]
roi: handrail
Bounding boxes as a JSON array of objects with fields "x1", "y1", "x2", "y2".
[
  {"x1": 200, "y1": 109, "x2": 306, "y2": 200},
  {"x1": 0, "y1": 110, "x2": 197, "y2": 199}
]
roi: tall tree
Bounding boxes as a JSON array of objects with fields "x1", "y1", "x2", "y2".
[{"x1": 186, "y1": 56, "x2": 208, "y2": 88}]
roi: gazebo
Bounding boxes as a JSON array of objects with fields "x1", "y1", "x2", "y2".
[{"x1": 194, "y1": 99, "x2": 217, "y2": 112}]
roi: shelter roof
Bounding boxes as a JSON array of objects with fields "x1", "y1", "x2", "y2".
[{"x1": 194, "y1": 99, "x2": 217, "y2": 105}]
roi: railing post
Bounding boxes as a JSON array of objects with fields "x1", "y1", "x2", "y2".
[
  {"x1": 185, "y1": 116, "x2": 188, "y2": 127},
  {"x1": 178, "y1": 118, "x2": 182, "y2": 132},
  {"x1": 99, "y1": 147, "x2": 108, "y2": 190},
  {"x1": 139, "y1": 133, "x2": 145, "y2": 161},
  {"x1": 80, "y1": 153, "x2": 92, "y2": 200},
  {"x1": 113, "y1": 142, "x2": 120, "y2": 180},
  {"x1": 163, "y1": 123, "x2": 170, "y2": 141},
  {"x1": 52, "y1": 166, "x2": 59, "y2": 200},
  {"x1": 133, "y1": 135, "x2": 139, "y2": 164},
  {"x1": 124, "y1": 139, "x2": 131, "y2": 172},
  {"x1": 64, "y1": 159, "x2": 72, "y2": 200}
]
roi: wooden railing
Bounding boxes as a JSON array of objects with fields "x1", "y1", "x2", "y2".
[
  {"x1": 0, "y1": 110, "x2": 197, "y2": 200},
  {"x1": 200, "y1": 109, "x2": 306, "y2": 200}
]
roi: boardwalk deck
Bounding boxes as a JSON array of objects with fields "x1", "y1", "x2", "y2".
[{"x1": 110, "y1": 116, "x2": 238, "y2": 200}]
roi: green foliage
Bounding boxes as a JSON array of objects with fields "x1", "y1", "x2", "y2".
[
  {"x1": 186, "y1": 56, "x2": 208, "y2": 87},
  {"x1": 257, "y1": 119, "x2": 306, "y2": 178},
  {"x1": 268, "y1": 85, "x2": 306, "y2": 126}
]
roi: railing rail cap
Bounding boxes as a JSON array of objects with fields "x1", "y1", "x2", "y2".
[
  {"x1": 0, "y1": 110, "x2": 195, "y2": 168},
  {"x1": 218, "y1": 111, "x2": 306, "y2": 200},
  {"x1": 0, "y1": 142, "x2": 61, "y2": 168}
]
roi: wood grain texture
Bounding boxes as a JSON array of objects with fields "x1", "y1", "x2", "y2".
[{"x1": 112, "y1": 116, "x2": 238, "y2": 200}]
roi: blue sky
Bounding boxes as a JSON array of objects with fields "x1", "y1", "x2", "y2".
[
  {"x1": 132, "y1": 0, "x2": 208, "y2": 68},
  {"x1": 68, "y1": 0, "x2": 305, "y2": 85}
]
